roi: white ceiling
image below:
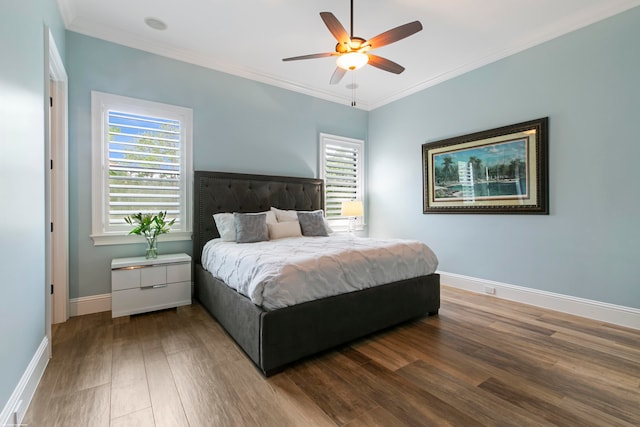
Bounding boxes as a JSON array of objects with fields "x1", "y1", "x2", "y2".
[{"x1": 57, "y1": 0, "x2": 639, "y2": 110}]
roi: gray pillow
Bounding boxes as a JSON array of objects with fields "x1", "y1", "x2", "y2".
[
  {"x1": 234, "y1": 213, "x2": 268, "y2": 243},
  {"x1": 297, "y1": 210, "x2": 329, "y2": 237}
]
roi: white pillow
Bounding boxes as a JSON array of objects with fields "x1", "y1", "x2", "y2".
[
  {"x1": 271, "y1": 207, "x2": 334, "y2": 232},
  {"x1": 268, "y1": 221, "x2": 303, "y2": 240},
  {"x1": 325, "y1": 219, "x2": 334, "y2": 234},
  {"x1": 259, "y1": 210, "x2": 278, "y2": 225},
  {"x1": 271, "y1": 207, "x2": 298, "y2": 222},
  {"x1": 213, "y1": 213, "x2": 235, "y2": 241}
]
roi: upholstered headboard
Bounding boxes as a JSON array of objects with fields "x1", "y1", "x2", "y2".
[{"x1": 193, "y1": 171, "x2": 324, "y2": 263}]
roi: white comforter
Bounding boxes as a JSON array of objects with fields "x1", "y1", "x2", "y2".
[{"x1": 201, "y1": 234, "x2": 439, "y2": 310}]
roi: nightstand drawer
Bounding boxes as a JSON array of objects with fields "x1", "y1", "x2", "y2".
[
  {"x1": 112, "y1": 265, "x2": 169, "y2": 290},
  {"x1": 111, "y1": 281, "x2": 191, "y2": 318},
  {"x1": 112, "y1": 268, "x2": 141, "y2": 291},
  {"x1": 167, "y1": 263, "x2": 190, "y2": 283},
  {"x1": 141, "y1": 265, "x2": 166, "y2": 287}
]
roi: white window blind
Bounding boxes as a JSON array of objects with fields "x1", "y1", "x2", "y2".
[
  {"x1": 108, "y1": 112, "x2": 181, "y2": 227},
  {"x1": 319, "y1": 133, "x2": 364, "y2": 230},
  {"x1": 91, "y1": 92, "x2": 192, "y2": 245}
]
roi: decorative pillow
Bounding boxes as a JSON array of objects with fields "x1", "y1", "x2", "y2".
[
  {"x1": 213, "y1": 213, "x2": 236, "y2": 241},
  {"x1": 297, "y1": 210, "x2": 330, "y2": 237},
  {"x1": 302, "y1": 209, "x2": 333, "y2": 233},
  {"x1": 234, "y1": 212, "x2": 269, "y2": 243},
  {"x1": 271, "y1": 207, "x2": 298, "y2": 222},
  {"x1": 268, "y1": 221, "x2": 303, "y2": 240}
]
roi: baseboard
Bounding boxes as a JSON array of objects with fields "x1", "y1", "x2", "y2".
[
  {"x1": 0, "y1": 337, "x2": 49, "y2": 427},
  {"x1": 439, "y1": 271, "x2": 640, "y2": 330},
  {"x1": 69, "y1": 293, "x2": 111, "y2": 316}
]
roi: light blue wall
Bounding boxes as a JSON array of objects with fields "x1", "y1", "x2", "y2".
[
  {"x1": 1, "y1": 1, "x2": 637, "y2": 414},
  {"x1": 66, "y1": 32, "x2": 367, "y2": 298},
  {"x1": 368, "y1": 7, "x2": 640, "y2": 308},
  {"x1": 0, "y1": 0, "x2": 65, "y2": 411}
]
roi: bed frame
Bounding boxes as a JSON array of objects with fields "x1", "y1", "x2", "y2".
[{"x1": 193, "y1": 170, "x2": 440, "y2": 375}]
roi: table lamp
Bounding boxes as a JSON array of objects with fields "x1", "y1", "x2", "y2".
[{"x1": 341, "y1": 200, "x2": 363, "y2": 233}]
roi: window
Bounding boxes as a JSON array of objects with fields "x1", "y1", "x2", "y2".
[
  {"x1": 91, "y1": 91, "x2": 193, "y2": 245},
  {"x1": 319, "y1": 133, "x2": 365, "y2": 231}
]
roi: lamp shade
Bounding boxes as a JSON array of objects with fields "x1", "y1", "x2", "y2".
[
  {"x1": 336, "y1": 52, "x2": 369, "y2": 71},
  {"x1": 341, "y1": 200, "x2": 364, "y2": 217}
]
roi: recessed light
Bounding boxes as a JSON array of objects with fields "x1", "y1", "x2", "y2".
[{"x1": 144, "y1": 17, "x2": 167, "y2": 31}]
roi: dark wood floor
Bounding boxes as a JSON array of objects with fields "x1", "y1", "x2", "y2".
[{"x1": 23, "y1": 286, "x2": 640, "y2": 426}]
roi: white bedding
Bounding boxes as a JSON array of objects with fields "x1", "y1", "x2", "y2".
[{"x1": 201, "y1": 234, "x2": 439, "y2": 310}]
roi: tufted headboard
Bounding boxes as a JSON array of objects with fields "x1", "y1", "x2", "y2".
[{"x1": 193, "y1": 171, "x2": 325, "y2": 264}]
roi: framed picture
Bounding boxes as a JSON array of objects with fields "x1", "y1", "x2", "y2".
[{"x1": 422, "y1": 117, "x2": 548, "y2": 214}]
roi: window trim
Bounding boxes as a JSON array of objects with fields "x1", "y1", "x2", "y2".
[
  {"x1": 319, "y1": 132, "x2": 365, "y2": 232},
  {"x1": 90, "y1": 91, "x2": 193, "y2": 246}
]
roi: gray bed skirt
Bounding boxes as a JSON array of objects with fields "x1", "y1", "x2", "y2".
[{"x1": 196, "y1": 264, "x2": 440, "y2": 375}]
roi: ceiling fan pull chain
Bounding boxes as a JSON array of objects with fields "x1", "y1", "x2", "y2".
[{"x1": 351, "y1": 73, "x2": 357, "y2": 107}]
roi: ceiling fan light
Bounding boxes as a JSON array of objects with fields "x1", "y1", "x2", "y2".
[{"x1": 337, "y1": 52, "x2": 369, "y2": 71}]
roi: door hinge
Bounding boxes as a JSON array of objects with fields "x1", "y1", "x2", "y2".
[
  {"x1": 50, "y1": 222, "x2": 54, "y2": 232},
  {"x1": 50, "y1": 159, "x2": 53, "y2": 170},
  {"x1": 50, "y1": 284, "x2": 54, "y2": 295},
  {"x1": 50, "y1": 96, "x2": 53, "y2": 107}
]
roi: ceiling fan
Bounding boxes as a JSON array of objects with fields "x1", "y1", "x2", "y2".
[{"x1": 282, "y1": 0, "x2": 423, "y2": 85}]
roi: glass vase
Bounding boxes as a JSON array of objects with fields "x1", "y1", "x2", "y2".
[{"x1": 145, "y1": 235, "x2": 158, "y2": 259}]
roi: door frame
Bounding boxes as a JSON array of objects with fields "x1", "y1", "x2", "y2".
[{"x1": 47, "y1": 28, "x2": 69, "y2": 335}]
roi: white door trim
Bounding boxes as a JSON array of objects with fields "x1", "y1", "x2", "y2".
[
  {"x1": 0, "y1": 337, "x2": 50, "y2": 426},
  {"x1": 48, "y1": 28, "x2": 69, "y2": 325}
]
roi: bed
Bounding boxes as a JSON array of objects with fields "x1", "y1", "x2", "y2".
[{"x1": 193, "y1": 170, "x2": 440, "y2": 376}]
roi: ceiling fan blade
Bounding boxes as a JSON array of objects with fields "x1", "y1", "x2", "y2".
[
  {"x1": 368, "y1": 54, "x2": 405, "y2": 74},
  {"x1": 330, "y1": 67, "x2": 347, "y2": 85},
  {"x1": 320, "y1": 12, "x2": 350, "y2": 44},
  {"x1": 282, "y1": 53, "x2": 336, "y2": 61},
  {"x1": 364, "y1": 21, "x2": 423, "y2": 49}
]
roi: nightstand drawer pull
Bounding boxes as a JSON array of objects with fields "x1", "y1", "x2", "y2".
[
  {"x1": 141, "y1": 284, "x2": 168, "y2": 290},
  {"x1": 112, "y1": 261, "x2": 189, "y2": 271}
]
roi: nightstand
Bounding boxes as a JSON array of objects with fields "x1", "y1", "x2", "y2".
[{"x1": 111, "y1": 253, "x2": 191, "y2": 318}]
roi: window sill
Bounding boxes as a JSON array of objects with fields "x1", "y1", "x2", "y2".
[
  {"x1": 328, "y1": 225, "x2": 365, "y2": 233},
  {"x1": 91, "y1": 231, "x2": 192, "y2": 246}
]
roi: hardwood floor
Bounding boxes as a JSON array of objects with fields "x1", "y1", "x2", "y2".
[{"x1": 23, "y1": 287, "x2": 640, "y2": 426}]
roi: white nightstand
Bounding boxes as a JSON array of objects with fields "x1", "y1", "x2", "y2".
[{"x1": 111, "y1": 253, "x2": 192, "y2": 318}]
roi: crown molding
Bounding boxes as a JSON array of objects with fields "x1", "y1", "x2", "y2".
[
  {"x1": 368, "y1": 0, "x2": 640, "y2": 110},
  {"x1": 58, "y1": 1, "x2": 640, "y2": 111},
  {"x1": 66, "y1": 20, "x2": 371, "y2": 110},
  {"x1": 55, "y1": 0, "x2": 76, "y2": 27}
]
